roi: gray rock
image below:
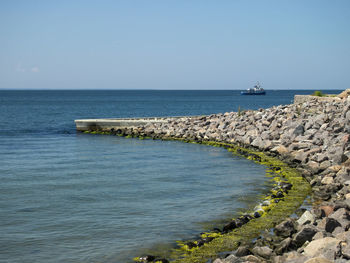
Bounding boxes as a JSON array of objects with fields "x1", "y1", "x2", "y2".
[
  {"x1": 240, "y1": 255, "x2": 262, "y2": 262},
  {"x1": 307, "y1": 161, "x2": 321, "y2": 174},
  {"x1": 331, "y1": 226, "x2": 343, "y2": 236},
  {"x1": 217, "y1": 251, "x2": 236, "y2": 259},
  {"x1": 279, "y1": 251, "x2": 309, "y2": 263},
  {"x1": 271, "y1": 145, "x2": 289, "y2": 155},
  {"x1": 329, "y1": 208, "x2": 350, "y2": 229},
  {"x1": 274, "y1": 218, "x2": 296, "y2": 238},
  {"x1": 275, "y1": 237, "x2": 292, "y2": 255},
  {"x1": 251, "y1": 246, "x2": 273, "y2": 259},
  {"x1": 293, "y1": 225, "x2": 318, "y2": 248},
  {"x1": 297, "y1": 211, "x2": 315, "y2": 226},
  {"x1": 335, "y1": 230, "x2": 350, "y2": 243},
  {"x1": 222, "y1": 255, "x2": 242, "y2": 263},
  {"x1": 251, "y1": 137, "x2": 264, "y2": 149},
  {"x1": 337, "y1": 168, "x2": 350, "y2": 183},
  {"x1": 312, "y1": 231, "x2": 326, "y2": 240},
  {"x1": 320, "y1": 160, "x2": 332, "y2": 171},
  {"x1": 304, "y1": 237, "x2": 341, "y2": 260},
  {"x1": 235, "y1": 246, "x2": 251, "y2": 257},
  {"x1": 304, "y1": 258, "x2": 333, "y2": 263},
  {"x1": 313, "y1": 186, "x2": 331, "y2": 201},
  {"x1": 293, "y1": 124, "x2": 305, "y2": 136},
  {"x1": 317, "y1": 153, "x2": 329, "y2": 163},
  {"x1": 292, "y1": 150, "x2": 309, "y2": 163}
]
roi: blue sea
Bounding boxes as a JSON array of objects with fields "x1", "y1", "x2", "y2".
[{"x1": 0, "y1": 90, "x2": 340, "y2": 263}]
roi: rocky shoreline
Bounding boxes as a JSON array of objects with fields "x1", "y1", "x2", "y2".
[{"x1": 85, "y1": 90, "x2": 350, "y2": 262}]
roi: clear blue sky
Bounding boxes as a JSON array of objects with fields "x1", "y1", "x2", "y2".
[{"x1": 1, "y1": 0, "x2": 349, "y2": 90}]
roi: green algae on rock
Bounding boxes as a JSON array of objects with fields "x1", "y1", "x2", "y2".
[{"x1": 164, "y1": 141, "x2": 310, "y2": 263}]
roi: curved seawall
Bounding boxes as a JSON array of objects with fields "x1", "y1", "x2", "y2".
[{"x1": 76, "y1": 91, "x2": 350, "y2": 262}]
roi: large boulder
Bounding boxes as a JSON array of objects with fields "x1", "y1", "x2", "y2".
[
  {"x1": 275, "y1": 237, "x2": 292, "y2": 255},
  {"x1": 251, "y1": 246, "x2": 273, "y2": 259},
  {"x1": 304, "y1": 258, "x2": 333, "y2": 263},
  {"x1": 274, "y1": 218, "x2": 297, "y2": 238},
  {"x1": 292, "y1": 225, "x2": 318, "y2": 248},
  {"x1": 324, "y1": 218, "x2": 342, "y2": 233},
  {"x1": 297, "y1": 211, "x2": 315, "y2": 226},
  {"x1": 271, "y1": 145, "x2": 289, "y2": 155},
  {"x1": 303, "y1": 237, "x2": 341, "y2": 260},
  {"x1": 329, "y1": 208, "x2": 350, "y2": 229}
]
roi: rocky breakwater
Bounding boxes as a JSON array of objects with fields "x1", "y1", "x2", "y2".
[{"x1": 89, "y1": 90, "x2": 350, "y2": 262}]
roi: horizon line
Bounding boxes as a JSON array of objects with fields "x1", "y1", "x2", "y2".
[{"x1": 0, "y1": 88, "x2": 343, "y2": 91}]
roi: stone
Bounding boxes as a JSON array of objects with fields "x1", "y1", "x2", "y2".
[
  {"x1": 304, "y1": 258, "x2": 333, "y2": 263},
  {"x1": 222, "y1": 220, "x2": 237, "y2": 233},
  {"x1": 271, "y1": 255, "x2": 285, "y2": 263},
  {"x1": 308, "y1": 161, "x2": 321, "y2": 174},
  {"x1": 293, "y1": 225, "x2": 318, "y2": 248},
  {"x1": 297, "y1": 211, "x2": 315, "y2": 226},
  {"x1": 320, "y1": 206, "x2": 334, "y2": 217},
  {"x1": 320, "y1": 160, "x2": 332, "y2": 171},
  {"x1": 272, "y1": 145, "x2": 289, "y2": 155},
  {"x1": 338, "y1": 89, "x2": 350, "y2": 99},
  {"x1": 329, "y1": 208, "x2": 350, "y2": 229},
  {"x1": 313, "y1": 186, "x2": 331, "y2": 201},
  {"x1": 329, "y1": 165, "x2": 343, "y2": 173},
  {"x1": 332, "y1": 226, "x2": 343, "y2": 236},
  {"x1": 222, "y1": 255, "x2": 240, "y2": 263},
  {"x1": 333, "y1": 201, "x2": 350, "y2": 212},
  {"x1": 317, "y1": 153, "x2": 329, "y2": 163},
  {"x1": 217, "y1": 251, "x2": 235, "y2": 259},
  {"x1": 312, "y1": 207, "x2": 326, "y2": 219},
  {"x1": 251, "y1": 137, "x2": 264, "y2": 149},
  {"x1": 275, "y1": 191, "x2": 284, "y2": 198},
  {"x1": 235, "y1": 215, "x2": 252, "y2": 227},
  {"x1": 274, "y1": 218, "x2": 296, "y2": 238},
  {"x1": 281, "y1": 251, "x2": 309, "y2": 263},
  {"x1": 336, "y1": 230, "x2": 350, "y2": 243},
  {"x1": 330, "y1": 151, "x2": 348, "y2": 165},
  {"x1": 325, "y1": 218, "x2": 342, "y2": 233},
  {"x1": 186, "y1": 241, "x2": 197, "y2": 249},
  {"x1": 251, "y1": 246, "x2": 273, "y2": 259},
  {"x1": 295, "y1": 150, "x2": 309, "y2": 163},
  {"x1": 235, "y1": 246, "x2": 251, "y2": 257},
  {"x1": 280, "y1": 182, "x2": 293, "y2": 191},
  {"x1": 293, "y1": 124, "x2": 305, "y2": 136},
  {"x1": 304, "y1": 237, "x2": 341, "y2": 260},
  {"x1": 240, "y1": 255, "x2": 262, "y2": 262},
  {"x1": 337, "y1": 168, "x2": 350, "y2": 183},
  {"x1": 138, "y1": 255, "x2": 156, "y2": 262},
  {"x1": 275, "y1": 237, "x2": 292, "y2": 255},
  {"x1": 321, "y1": 176, "x2": 334, "y2": 185},
  {"x1": 313, "y1": 231, "x2": 326, "y2": 240}
]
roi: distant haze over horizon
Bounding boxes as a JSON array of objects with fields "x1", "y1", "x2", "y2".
[{"x1": 1, "y1": 1, "x2": 349, "y2": 90}]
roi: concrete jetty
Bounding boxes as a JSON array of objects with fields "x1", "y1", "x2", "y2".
[{"x1": 75, "y1": 116, "x2": 183, "y2": 132}]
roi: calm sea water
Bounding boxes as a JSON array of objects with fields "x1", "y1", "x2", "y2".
[{"x1": 0, "y1": 90, "x2": 340, "y2": 263}]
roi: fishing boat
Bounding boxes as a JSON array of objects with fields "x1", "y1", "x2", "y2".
[{"x1": 241, "y1": 82, "x2": 266, "y2": 95}]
